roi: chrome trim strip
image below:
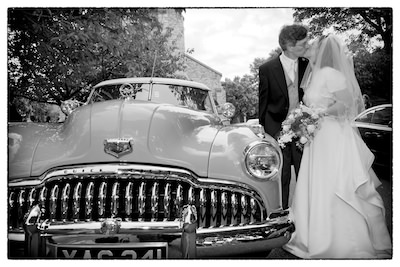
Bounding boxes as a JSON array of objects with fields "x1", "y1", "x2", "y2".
[
  {"x1": 28, "y1": 188, "x2": 36, "y2": 208},
  {"x1": 231, "y1": 193, "x2": 238, "y2": 226},
  {"x1": 231, "y1": 193, "x2": 238, "y2": 216},
  {"x1": 73, "y1": 182, "x2": 82, "y2": 221},
  {"x1": 210, "y1": 190, "x2": 217, "y2": 227},
  {"x1": 240, "y1": 195, "x2": 249, "y2": 225},
  {"x1": 36, "y1": 220, "x2": 182, "y2": 233},
  {"x1": 250, "y1": 198, "x2": 257, "y2": 224},
  {"x1": 39, "y1": 187, "x2": 47, "y2": 207},
  {"x1": 196, "y1": 216, "x2": 291, "y2": 235},
  {"x1": 20, "y1": 216, "x2": 291, "y2": 236},
  {"x1": 196, "y1": 222, "x2": 294, "y2": 247},
  {"x1": 61, "y1": 184, "x2": 70, "y2": 222},
  {"x1": 9, "y1": 191, "x2": 15, "y2": 208},
  {"x1": 151, "y1": 182, "x2": 159, "y2": 221},
  {"x1": 138, "y1": 182, "x2": 146, "y2": 221},
  {"x1": 353, "y1": 121, "x2": 392, "y2": 132},
  {"x1": 125, "y1": 182, "x2": 133, "y2": 220},
  {"x1": 17, "y1": 190, "x2": 25, "y2": 226},
  {"x1": 188, "y1": 186, "x2": 195, "y2": 205},
  {"x1": 85, "y1": 182, "x2": 94, "y2": 221},
  {"x1": 111, "y1": 182, "x2": 120, "y2": 217},
  {"x1": 221, "y1": 191, "x2": 228, "y2": 226},
  {"x1": 18, "y1": 190, "x2": 25, "y2": 207},
  {"x1": 241, "y1": 195, "x2": 247, "y2": 215},
  {"x1": 163, "y1": 183, "x2": 171, "y2": 221},
  {"x1": 174, "y1": 184, "x2": 183, "y2": 220},
  {"x1": 198, "y1": 188, "x2": 206, "y2": 228},
  {"x1": 50, "y1": 185, "x2": 59, "y2": 222},
  {"x1": 98, "y1": 182, "x2": 107, "y2": 218}
]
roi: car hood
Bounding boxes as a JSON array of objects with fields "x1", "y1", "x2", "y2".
[{"x1": 8, "y1": 100, "x2": 222, "y2": 180}]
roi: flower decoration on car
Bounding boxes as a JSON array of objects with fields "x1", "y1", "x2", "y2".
[{"x1": 278, "y1": 102, "x2": 324, "y2": 150}]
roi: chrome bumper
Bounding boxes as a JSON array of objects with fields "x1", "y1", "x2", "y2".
[{"x1": 16, "y1": 205, "x2": 293, "y2": 259}]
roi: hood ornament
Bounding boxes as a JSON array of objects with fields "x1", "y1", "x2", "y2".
[{"x1": 104, "y1": 138, "x2": 133, "y2": 158}]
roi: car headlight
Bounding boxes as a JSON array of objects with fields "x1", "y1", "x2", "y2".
[{"x1": 244, "y1": 140, "x2": 281, "y2": 180}]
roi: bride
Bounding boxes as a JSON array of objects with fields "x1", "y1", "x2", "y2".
[{"x1": 283, "y1": 35, "x2": 392, "y2": 258}]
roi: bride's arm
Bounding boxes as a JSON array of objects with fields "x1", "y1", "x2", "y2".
[
  {"x1": 320, "y1": 68, "x2": 354, "y2": 118},
  {"x1": 324, "y1": 89, "x2": 353, "y2": 117}
]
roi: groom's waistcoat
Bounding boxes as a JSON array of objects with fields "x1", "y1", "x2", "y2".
[{"x1": 283, "y1": 65, "x2": 299, "y2": 116}]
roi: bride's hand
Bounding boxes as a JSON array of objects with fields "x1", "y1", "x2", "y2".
[
  {"x1": 305, "y1": 105, "x2": 326, "y2": 116},
  {"x1": 314, "y1": 107, "x2": 327, "y2": 116}
]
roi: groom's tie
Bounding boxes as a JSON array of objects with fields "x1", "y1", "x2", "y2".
[{"x1": 287, "y1": 62, "x2": 299, "y2": 113}]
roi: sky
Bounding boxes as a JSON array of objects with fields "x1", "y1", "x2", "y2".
[{"x1": 183, "y1": 8, "x2": 296, "y2": 80}]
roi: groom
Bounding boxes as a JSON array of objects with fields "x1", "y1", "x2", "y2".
[{"x1": 259, "y1": 24, "x2": 309, "y2": 210}]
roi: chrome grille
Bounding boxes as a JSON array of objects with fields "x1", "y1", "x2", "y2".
[{"x1": 8, "y1": 165, "x2": 264, "y2": 230}]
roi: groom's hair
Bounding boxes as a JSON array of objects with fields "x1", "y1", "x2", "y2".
[{"x1": 279, "y1": 24, "x2": 308, "y2": 51}]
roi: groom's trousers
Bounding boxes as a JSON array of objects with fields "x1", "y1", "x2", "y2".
[{"x1": 281, "y1": 141, "x2": 302, "y2": 209}]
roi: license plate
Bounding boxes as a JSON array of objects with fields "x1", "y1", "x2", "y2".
[{"x1": 49, "y1": 242, "x2": 168, "y2": 259}]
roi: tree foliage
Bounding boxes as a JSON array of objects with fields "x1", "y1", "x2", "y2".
[
  {"x1": 354, "y1": 49, "x2": 391, "y2": 103},
  {"x1": 223, "y1": 51, "x2": 283, "y2": 122},
  {"x1": 223, "y1": 74, "x2": 258, "y2": 122},
  {"x1": 293, "y1": 8, "x2": 392, "y2": 55},
  {"x1": 8, "y1": 8, "x2": 185, "y2": 106},
  {"x1": 293, "y1": 7, "x2": 392, "y2": 104}
]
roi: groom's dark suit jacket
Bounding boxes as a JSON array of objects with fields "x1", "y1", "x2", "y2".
[{"x1": 259, "y1": 55, "x2": 309, "y2": 138}]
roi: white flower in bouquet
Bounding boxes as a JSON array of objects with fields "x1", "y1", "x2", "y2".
[
  {"x1": 282, "y1": 124, "x2": 291, "y2": 132},
  {"x1": 278, "y1": 132, "x2": 294, "y2": 148},
  {"x1": 299, "y1": 136, "x2": 308, "y2": 144},
  {"x1": 280, "y1": 133, "x2": 293, "y2": 143},
  {"x1": 294, "y1": 108, "x2": 303, "y2": 116},
  {"x1": 307, "y1": 124, "x2": 316, "y2": 134}
]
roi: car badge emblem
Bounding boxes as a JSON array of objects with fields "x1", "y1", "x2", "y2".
[{"x1": 104, "y1": 138, "x2": 133, "y2": 158}]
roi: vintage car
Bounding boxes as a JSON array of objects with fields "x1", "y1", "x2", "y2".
[
  {"x1": 353, "y1": 104, "x2": 392, "y2": 175},
  {"x1": 8, "y1": 77, "x2": 292, "y2": 259}
]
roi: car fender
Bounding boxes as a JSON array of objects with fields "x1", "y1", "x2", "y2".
[{"x1": 208, "y1": 126, "x2": 282, "y2": 212}]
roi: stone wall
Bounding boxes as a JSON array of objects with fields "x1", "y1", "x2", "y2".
[
  {"x1": 185, "y1": 54, "x2": 226, "y2": 105},
  {"x1": 156, "y1": 9, "x2": 185, "y2": 55}
]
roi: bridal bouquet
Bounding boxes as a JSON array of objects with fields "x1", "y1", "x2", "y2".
[{"x1": 278, "y1": 102, "x2": 324, "y2": 150}]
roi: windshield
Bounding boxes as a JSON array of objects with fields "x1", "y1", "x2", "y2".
[
  {"x1": 89, "y1": 83, "x2": 150, "y2": 103},
  {"x1": 88, "y1": 82, "x2": 214, "y2": 113}
]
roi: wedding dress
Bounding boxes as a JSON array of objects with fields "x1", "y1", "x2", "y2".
[{"x1": 283, "y1": 36, "x2": 392, "y2": 259}]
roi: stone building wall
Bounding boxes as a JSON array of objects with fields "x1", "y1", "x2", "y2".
[
  {"x1": 156, "y1": 8, "x2": 185, "y2": 55},
  {"x1": 185, "y1": 54, "x2": 226, "y2": 105},
  {"x1": 157, "y1": 8, "x2": 226, "y2": 105}
]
